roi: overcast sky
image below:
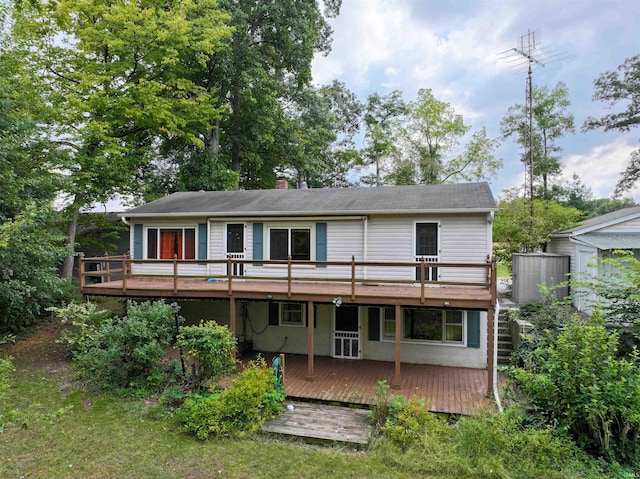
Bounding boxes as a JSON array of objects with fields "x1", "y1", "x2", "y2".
[{"x1": 311, "y1": 0, "x2": 640, "y2": 201}]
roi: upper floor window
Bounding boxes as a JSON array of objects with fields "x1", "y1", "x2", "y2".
[
  {"x1": 269, "y1": 228, "x2": 311, "y2": 261},
  {"x1": 147, "y1": 228, "x2": 195, "y2": 259}
]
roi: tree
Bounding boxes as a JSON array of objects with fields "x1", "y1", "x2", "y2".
[
  {"x1": 387, "y1": 89, "x2": 501, "y2": 185},
  {"x1": 161, "y1": 0, "x2": 343, "y2": 191},
  {"x1": 13, "y1": 0, "x2": 232, "y2": 279},
  {"x1": 583, "y1": 54, "x2": 640, "y2": 195},
  {"x1": 361, "y1": 90, "x2": 406, "y2": 186},
  {"x1": 493, "y1": 192, "x2": 581, "y2": 266},
  {"x1": 501, "y1": 82, "x2": 575, "y2": 199}
]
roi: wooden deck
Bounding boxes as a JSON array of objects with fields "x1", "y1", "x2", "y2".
[
  {"x1": 83, "y1": 277, "x2": 492, "y2": 309},
  {"x1": 247, "y1": 353, "x2": 496, "y2": 416}
]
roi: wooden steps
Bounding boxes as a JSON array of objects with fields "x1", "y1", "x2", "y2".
[{"x1": 261, "y1": 401, "x2": 372, "y2": 446}]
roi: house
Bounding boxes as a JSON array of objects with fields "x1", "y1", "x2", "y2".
[
  {"x1": 548, "y1": 206, "x2": 640, "y2": 312},
  {"x1": 80, "y1": 181, "x2": 499, "y2": 405}
]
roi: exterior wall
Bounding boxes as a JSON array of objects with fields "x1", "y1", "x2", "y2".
[
  {"x1": 547, "y1": 236, "x2": 576, "y2": 274},
  {"x1": 176, "y1": 300, "x2": 487, "y2": 369},
  {"x1": 597, "y1": 217, "x2": 640, "y2": 233}
]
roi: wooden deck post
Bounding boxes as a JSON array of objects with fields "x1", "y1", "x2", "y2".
[
  {"x1": 230, "y1": 296, "x2": 237, "y2": 359},
  {"x1": 122, "y1": 254, "x2": 128, "y2": 293},
  {"x1": 104, "y1": 253, "x2": 111, "y2": 282},
  {"x1": 173, "y1": 254, "x2": 178, "y2": 295},
  {"x1": 487, "y1": 258, "x2": 497, "y2": 396},
  {"x1": 280, "y1": 353, "x2": 286, "y2": 386},
  {"x1": 351, "y1": 256, "x2": 356, "y2": 301},
  {"x1": 420, "y1": 257, "x2": 425, "y2": 304},
  {"x1": 392, "y1": 303, "x2": 401, "y2": 389},
  {"x1": 79, "y1": 253, "x2": 85, "y2": 290},
  {"x1": 306, "y1": 301, "x2": 314, "y2": 381},
  {"x1": 287, "y1": 256, "x2": 292, "y2": 298},
  {"x1": 227, "y1": 256, "x2": 233, "y2": 296}
]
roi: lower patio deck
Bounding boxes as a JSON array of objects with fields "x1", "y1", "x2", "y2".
[{"x1": 244, "y1": 353, "x2": 497, "y2": 416}]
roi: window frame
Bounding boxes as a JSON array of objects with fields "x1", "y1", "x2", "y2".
[
  {"x1": 279, "y1": 302, "x2": 306, "y2": 327},
  {"x1": 268, "y1": 226, "x2": 312, "y2": 261},
  {"x1": 380, "y1": 307, "x2": 466, "y2": 345},
  {"x1": 145, "y1": 226, "x2": 197, "y2": 260}
]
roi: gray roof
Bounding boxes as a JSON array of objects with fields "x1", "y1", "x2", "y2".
[
  {"x1": 557, "y1": 206, "x2": 640, "y2": 234},
  {"x1": 576, "y1": 233, "x2": 640, "y2": 250},
  {"x1": 123, "y1": 182, "x2": 496, "y2": 218}
]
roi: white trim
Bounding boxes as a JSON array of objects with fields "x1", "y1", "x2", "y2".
[
  {"x1": 121, "y1": 209, "x2": 497, "y2": 219},
  {"x1": 278, "y1": 302, "x2": 306, "y2": 328},
  {"x1": 143, "y1": 225, "x2": 198, "y2": 260},
  {"x1": 266, "y1": 225, "x2": 314, "y2": 261},
  {"x1": 571, "y1": 210, "x2": 640, "y2": 235},
  {"x1": 412, "y1": 220, "x2": 441, "y2": 281},
  {"x1": 332, "y1": 305, "x2": 361, "y2": 359}
]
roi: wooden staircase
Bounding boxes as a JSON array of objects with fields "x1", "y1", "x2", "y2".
[{"x1": 497, "y1": 309, "x2": 514, "y2": 366}]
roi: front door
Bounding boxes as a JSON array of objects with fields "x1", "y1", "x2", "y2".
[
  {"x1": 333, "y1": 305, "x2": 360, "y2": 359},
  {"x1": 226, "y1": 223, "x2": 245, "y2": 276}
]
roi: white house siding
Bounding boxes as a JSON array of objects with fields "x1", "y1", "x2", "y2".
[
  {"x1": 598, "y1": 217, "x2": 640, "y2": 233},
  {"x1": 439, "y1": 215, "x2": 490, "y2": 283},
  {"x1": 366, "y1": 216, "x2": 414, "y2": 281},
  {"x1": 360, "y1": 308, "x2": 487, "y2": 368},
  {"x1": 208, "y1": 221, "x2": 225, "y2": 276}
]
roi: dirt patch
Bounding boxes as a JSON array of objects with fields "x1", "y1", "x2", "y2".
[{"x1": 6, "y1": 321, "x2": 72, "y2": 371}]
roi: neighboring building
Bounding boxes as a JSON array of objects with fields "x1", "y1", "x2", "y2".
[
  {"x1": 548, "y1": 206, "x2": 640, "y2": 312},
  {"x1": 81, "y1": 182, "x2": 499, "y2": 394}
]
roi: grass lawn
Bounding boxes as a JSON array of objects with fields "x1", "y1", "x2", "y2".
[
  {"x1": 1, "y1": 322, "x2": 605, "y2": 479},
  {"x1": 496, "y1": 262, "x2": 510, "y2": 278}
]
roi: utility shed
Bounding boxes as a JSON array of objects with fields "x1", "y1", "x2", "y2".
[{"x1": 512, "y1": 253, "x2": 569, "y2": 303}]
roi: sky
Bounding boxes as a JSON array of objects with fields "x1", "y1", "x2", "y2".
[{"x1": 310, "y1": 0, "x2": 640, "y2": 201}]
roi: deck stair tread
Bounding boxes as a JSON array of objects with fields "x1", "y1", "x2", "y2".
[{"x1": 261, "y1": 401, "x2": 372, "y2": 445}]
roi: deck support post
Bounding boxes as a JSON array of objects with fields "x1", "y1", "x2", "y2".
[
  {"x1": 173, "y1": 254, "x2": 178, "y2": 295},
  {"x1": 79, "y1": 253, "x2": 86, "y2": 290},
  {"x1": 306, "y1": 301, "x2": 314, "y2": 381},
  {"x1": 230, "y1": 296, "x2": 237, "y2": 359},
  {"x1": 392, "y1": 303, "x2": 401, "y2": 389}
]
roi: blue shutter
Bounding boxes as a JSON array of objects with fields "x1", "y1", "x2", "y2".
[
  {"x1": 316, "y1": 222, "x2": 327, "y2": 268},
  {"x1": 133, "y1": 224, "x2": 143, "y2": 259},
  {"x1": 253, "y1": 223, "x2": 263, "y2": 265},
  {"x1": 197, "y1": 223, "x2": 207, "y2": 260},
  {"x1": 268, "y1": 302, "x2": 279, "y2": 325},
  {"x1": 467, "y1": 310, "x2": 481, "y2": 348}
]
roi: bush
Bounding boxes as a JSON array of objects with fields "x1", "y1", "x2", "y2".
[
  {"x1": 73, "y1": 300, "x2": 176, "y2": 392},
  {"x1": 177, "y1": 357, "x2": 284, "y2": 440},
  {"x1": 50, "y1": 302, "x2": 114, "y2": 356},
  {"x1": 381, "y1": 396, "x2": 442, "y2": 451},
  {"x1": 509, "y1": 316, "x2": 640, "y2": 465},
  {"x1": 177, "y1": 320, "x2": 236, "y2": 391}
]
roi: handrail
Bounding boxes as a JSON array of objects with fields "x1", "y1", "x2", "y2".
[{"x1": 79, "y1": 254, "x2": 496, "y2": 299}]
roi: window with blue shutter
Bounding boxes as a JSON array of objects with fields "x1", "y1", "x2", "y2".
[
  {"x1": 315, "y1": 222, "x2": 327, "y2": 267},
  {"x1": 197, "y1": 223, "x2": 207, "y2": 260},
  {"x1": 133, "y1": 224, "x2": 143, "y2": 259},
  {"x1": 467, "y1": 310, "x2": 481, "y2": 348}
]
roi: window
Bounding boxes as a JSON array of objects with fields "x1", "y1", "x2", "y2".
[
  {"x1": 280, "y1": 303, "x2": 305, "y2": 327},
  {"x1": 415, "y1": 222, "x2": 439, "y2": 281},
  {"x1": 381, "y1": 307, "x2": 464, "y2": 343},
  {"x1": 269, "y1": 228, "x2": 311, "y2": 261},
  {"x1": 146, "y1": 228, "x2": 196, "y2": 260}
]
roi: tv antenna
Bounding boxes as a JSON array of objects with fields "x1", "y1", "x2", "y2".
[{"x1": 498, "y1": 30, "x2": 547, "y2": 221}]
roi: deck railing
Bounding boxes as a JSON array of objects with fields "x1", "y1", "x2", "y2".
[{"x1": 79, "y1": 253, "x2": 497, "y2": 305}]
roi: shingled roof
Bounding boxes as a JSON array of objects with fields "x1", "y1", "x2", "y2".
[{"x1": 123, "y1": 182, "x2": 496, "y2": 218}]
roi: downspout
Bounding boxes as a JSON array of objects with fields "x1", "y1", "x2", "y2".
[
  {"x1": 493, "y1": 300, "x2": 503, "y2": 413},
  {"x1": 120, "y1": 216, "x2": 130, "y2": 226},
  {"x1": 362, "y1": 216, "x2": 368, "y2": 280}
]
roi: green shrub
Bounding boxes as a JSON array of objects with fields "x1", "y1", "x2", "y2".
[
  {"x1": 509, "y1": 316, "x2": 640, "y2": 465},
  {"x1": 381, "y1": 396, "x2": 442, "y2": 451},
  {"x1": 73, "y1": 300, "x2": 176, "y2": 392},
  {"x1": 50, "y1": 301, "x2": 114, "y2": 356},
  {"x1": 177, "y1": 320, "x2": 236, "y2": 391},
  {"x1": 177, "y1": 357, "x2": 284, "y2": 440},
  {"x1": 368, "y1": 379, "x2": 391, "y2": 429}
]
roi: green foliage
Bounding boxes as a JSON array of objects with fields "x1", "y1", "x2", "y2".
[
  {"x1": 509, "y1": 317, "x2": 640, "y2": 464},
  {"x1": 381, "y1": 396, "x2": 438, "y2": 451},
  {"x1": 72, "y1": 301, "x2": 176, "y2": 393},
  {"x1": 583, "y1": 54, "x2": 640, "y2": 195},
  {"x1": 177, "y1": 320, "x2": 236, "y2": 391},
  {"x1": 0, "y1": 356, "x2": 15, "y2": 432},
  {"x1": 177, "y1": 357, "x2": 284, "y2": 440},
  {"x1": 368, "y1": 379, "x2": 392, "y2": 429},
  {"x1": 493, "y1": 194, "x2": 581, "y2": 267},
  {"x1": 0, "y1": 206, "x2": 67, "y2": 333},
  {"x1": 50, "y1": 302, "x2": 114, "y2": 356}
]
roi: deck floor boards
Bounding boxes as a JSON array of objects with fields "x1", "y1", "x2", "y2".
[{"x1": 244, "y1": 353, "x2": 496, "y2": 416}]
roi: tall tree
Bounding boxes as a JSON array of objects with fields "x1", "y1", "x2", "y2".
[
  {"x1": 583, "y1": 54, "x2": 640, "y2": 196},
  {"x1": 164, "y1": 0, "x2": 342, "y2": 191},
  {"x1": 387, "y1": 89, "x2": 501, "y2": 185},
  {"x1": 501, "y1": 82, "x2": 575, "y2": 199},
  {"x1": 13, "y1": 0, "x2": 232, "y2": 278},
  {"x1": 361, "y1": 90, "x2": 406, "y2": 186}
]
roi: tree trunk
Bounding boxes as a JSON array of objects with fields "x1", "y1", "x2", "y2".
[
  {"x1": 60, "y1": 194, "x2": 84, "y2": 280},
  {"x1": 231, "y1": 84, "x2": 241, "y2": 172},
  {"x1": 207, "y1": 119, "x2": 220, "y2": 157}
]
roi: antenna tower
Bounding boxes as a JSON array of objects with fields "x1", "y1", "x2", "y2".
[{"x1": 499, "y1": 30, "x2": 546, "y2": 220}]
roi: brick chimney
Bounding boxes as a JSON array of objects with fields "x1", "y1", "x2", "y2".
[{"x1": 275, "y1": 178, "x2": 289, "y2": 189}]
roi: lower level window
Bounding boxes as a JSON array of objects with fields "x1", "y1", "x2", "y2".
[
  {"x1": 384, "y1": 307, "x2": 463, "y2": 343},
  {"x1": 147, "y1": 228, "x2": 196, "y2": 259},
  {"x1": 280, "y1": 303, "x2": 305, "y2": 327}
]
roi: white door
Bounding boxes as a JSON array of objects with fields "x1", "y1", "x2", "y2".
[
  {"x1": 333, "y1": 305, "x2": 361, "y2": 359},
  {"x1": 226, "y1": 223, "x2": 245, "y2": 276}
]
